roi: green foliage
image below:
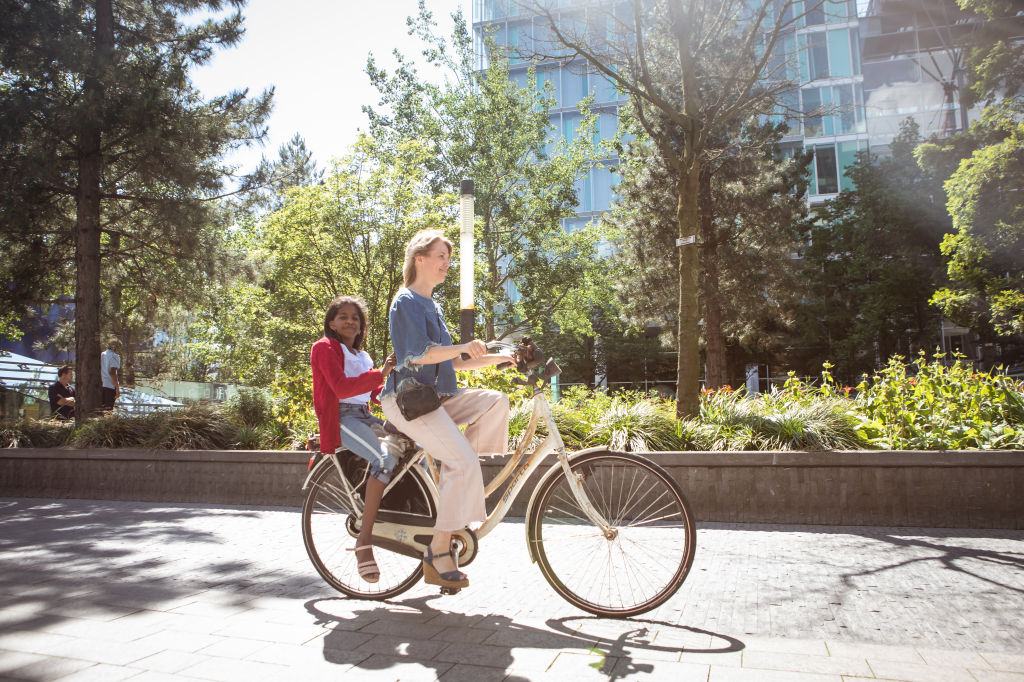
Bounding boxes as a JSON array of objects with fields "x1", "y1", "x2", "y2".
[
  {"x1": 185, "y1": 138, "x2": 448, "y2": 390},
  {"x1": 457, "y1": 366, "x2": 531, "y2": 403},
  {"x1": 0, "y1": 419, "x2": 74, "y2": 449},
  {"x1": 225, "y1": 388, "x2": 275, "y2": 429},
  {"x1": 956, "y1": 0, "x2": 1024, "y2": 108},
  {"x1": 855, "y1": 354, "x2": 1024, "y2": 450},
  {"x1": 549, "y1": 387, "x2": 681, "y2": 452},
  {"x1": 918, "y1": 101, "x2": 1024, "y2": 338},
  {"x1": 695, "y1": 383, "x2": 866, "y2": 451}
]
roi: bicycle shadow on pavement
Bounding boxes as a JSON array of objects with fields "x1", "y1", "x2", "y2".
[{"x1": 305, "y1": 597, "x2": 743, "y2": 681}]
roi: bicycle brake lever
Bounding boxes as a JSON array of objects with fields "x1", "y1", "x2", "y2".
[
  {"x1": 461, "y1": 353, "x2": 470, "y2": 360},
  {"x1": 496, "y1": 361, "x2": 512, "y2": 370}
]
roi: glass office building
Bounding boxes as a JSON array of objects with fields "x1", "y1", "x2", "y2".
[{"x1": 472, "y1": 0, "x2": 984, "y2": 210}]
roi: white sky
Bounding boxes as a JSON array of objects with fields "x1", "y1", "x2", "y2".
[{"x1": 189, "y1": 0, "x2": 467, "y2": 176}]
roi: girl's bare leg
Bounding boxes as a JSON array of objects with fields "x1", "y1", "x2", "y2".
[{"x1": 357, "y1": 476, "x2": 386, "y2": 577}]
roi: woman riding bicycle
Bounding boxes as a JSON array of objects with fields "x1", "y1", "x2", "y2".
[
  {"x1": 379, "y1": 229, "x2": 514, "y2": 590},
  {"x1": 311, "y1": 295, "x2": 396, "y2": 583}
]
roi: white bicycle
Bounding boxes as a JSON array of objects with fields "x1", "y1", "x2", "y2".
[{"x1": 301, "y1": 339, "x2": 696, "y2": 618}]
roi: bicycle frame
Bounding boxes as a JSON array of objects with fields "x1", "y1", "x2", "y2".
[{"x1": 475, "y1": 384, "x2": 612, "y2": 541}]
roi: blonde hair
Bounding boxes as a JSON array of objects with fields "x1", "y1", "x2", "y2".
[{"x1": 403, "y1": 229, "x2": 453, "y2": 288}]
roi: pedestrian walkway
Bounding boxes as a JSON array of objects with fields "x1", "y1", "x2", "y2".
[{"x1": 0, "y1": 498, "x2": 1022, "y2": 681}]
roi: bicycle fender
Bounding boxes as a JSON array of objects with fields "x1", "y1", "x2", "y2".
[
  {"x1": 523, "y1": 446, "x2": 613, "y2": 564},
  {"x1": 302, "y1": 455, "x2": 334, "y2": 492}
]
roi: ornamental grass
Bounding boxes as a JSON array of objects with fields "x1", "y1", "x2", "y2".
[{"x1": 4, "y1": 355, "x2": 1023, "y2": 451}]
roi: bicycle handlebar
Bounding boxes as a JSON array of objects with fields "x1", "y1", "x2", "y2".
[{"x1": 460, "y1": 340, "x2": 518, "y2": 361}]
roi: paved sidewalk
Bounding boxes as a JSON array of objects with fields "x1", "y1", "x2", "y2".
[{"x1": 0, "y1": 498, "x2": 1022, "y2": 682}]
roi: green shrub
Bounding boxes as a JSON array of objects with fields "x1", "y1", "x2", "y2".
[
  {"x1": 696, "y1": 387, "x2": 867, "y2": 451},
  {"x1": 854, "y1": 354, "x2": 1024, "y2": 450},
  {"x1": 234, "y1": 425, "x2": 264, "y2": 450},
  {"x1": 147, "y1": 403, "x2": 238, "y2": 450},
  {"x1": 586, "y1": 399, "x2": 681, "y2": 452},
  {"x1": 225, "y1": 387, "x2": 274, "y2": 428},
  {"x1": 71, "y1": 413, "x2": 152, "y2": 449},
  {"x1": 0, "y1": 418, "x2": 75, "y2": 448}
]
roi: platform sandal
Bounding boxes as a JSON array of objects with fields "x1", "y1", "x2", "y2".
[
  {"x1": 422, "y1": 545, "x2": 469, "y2": 589},
  {"x1": 347, "y1": 545, "x2": 380, "y2": 583}
]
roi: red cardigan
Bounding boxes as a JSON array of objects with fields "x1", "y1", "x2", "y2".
[{"x1": 310, "y1": 337, "x2": 384, "y2": 455}]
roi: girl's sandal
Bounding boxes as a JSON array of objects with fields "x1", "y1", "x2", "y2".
[
  {"x1": 422, "y1": 545, "x2": 469, "y2": 589},
  {"x1": 348, "y1": 545, "x2": 380, "y2": 584}
]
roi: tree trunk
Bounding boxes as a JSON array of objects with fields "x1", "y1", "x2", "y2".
[
  {"x1": 675, "y1": 154, "x2": 702, "y2": 419},
  {"x1": 74, "y1": 0, "x2": 114, "y2": 421},
  {"x1": 700, "y1": 168, "x2": 727, "y2": 390}
]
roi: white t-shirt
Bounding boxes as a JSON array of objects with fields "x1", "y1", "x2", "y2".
[
  {"x1": 340, "y1": 345, "x2": 374, "y2": 405},
  {"x1": 101, "y1": 350, "x2": 121, "y2": 390}
]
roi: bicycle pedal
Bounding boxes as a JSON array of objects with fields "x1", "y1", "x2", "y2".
[{"x1": 439, "y1": 587, "x2": 461, "y2": 596}]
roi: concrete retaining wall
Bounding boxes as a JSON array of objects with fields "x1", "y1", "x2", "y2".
[{"x1": 1, "y1": 448, "x2": 1022, "y2": 528}]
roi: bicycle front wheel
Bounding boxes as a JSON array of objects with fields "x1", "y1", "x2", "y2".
[
  {"x1": 526, "y1": 450, "x2": 696, "y2": 618},
  {"x1": 302, "y1": 456, "x2": 436, "y2": 600}
]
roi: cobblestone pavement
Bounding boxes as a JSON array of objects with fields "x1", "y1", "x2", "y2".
[{"x1": 0, "y1": 498, "x2": 1022, "y2": 682}]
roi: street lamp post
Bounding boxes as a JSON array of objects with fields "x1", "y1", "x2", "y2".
[{"x1": 459, "y1": 179, "x2": 474, "y2": 344}]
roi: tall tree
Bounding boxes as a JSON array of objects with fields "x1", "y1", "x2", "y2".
[
  {"x1": 796, "y1": 120, "x2": 950, "y2": 381},
  {"x1": 917, "y1": 100, "x2": 1024, "y2": 343},
  {"x1": 364, "y1": 3, "x2": 614, "y2": 342},
  {"x1": 0, "y1": 0, "x2": 272, "y2": 418},
  {"x1": 521, "y1": 0, "x2": 817, "y2": 416},
  {"x1": 607, "y1": 115, "x2": 812, "y2": 389}
]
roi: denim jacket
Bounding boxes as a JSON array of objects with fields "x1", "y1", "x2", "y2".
[{"x1": 381, "y1": 288, "x2": 458, "y2": 399}]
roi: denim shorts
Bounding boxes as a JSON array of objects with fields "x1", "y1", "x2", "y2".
[{"x1": 337, "y1": 403, "x2": 395, "y2": 484}]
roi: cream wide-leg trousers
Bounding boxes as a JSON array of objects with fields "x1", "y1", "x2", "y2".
[{"x1": 381, "y1": 388, "x2": 510, "y2": 531}]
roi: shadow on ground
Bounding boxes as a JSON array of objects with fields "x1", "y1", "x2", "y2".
[{"x1": 305, "y1": 597, "x2": 743, "y2": 681}]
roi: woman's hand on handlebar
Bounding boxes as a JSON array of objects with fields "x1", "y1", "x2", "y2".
[
  {"x1": 460, "y1": 339, "x2": 488, "y2": 359},
  {"x1": 493, "y1": 350, "x2": 515, "y2": 370}
]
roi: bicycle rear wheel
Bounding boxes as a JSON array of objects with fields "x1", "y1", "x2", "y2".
[
  {"x1": 302, "y1": 455, "x2": 436, "y2": 600},
  {"x1": 526, "y1": 450, "x2": 696, "y2": 618}
]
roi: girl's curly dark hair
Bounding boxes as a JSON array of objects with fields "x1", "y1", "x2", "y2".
[{"x1": 323, "y1": 296, "x2": 369, "y2": 351}]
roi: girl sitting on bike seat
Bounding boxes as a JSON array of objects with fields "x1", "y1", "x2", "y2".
[
  {"x1": 311, "y1": 295, "x2": 396, "y2": 583},
  {"x1": 379, "y1": 229, "x2": 514, "y2": 590}
]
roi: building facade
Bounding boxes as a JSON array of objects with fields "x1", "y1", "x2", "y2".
[{"x1": 472, "y1": 0, "x2": 983, "y2": 212}]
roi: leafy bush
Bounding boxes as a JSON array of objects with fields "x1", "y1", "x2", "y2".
[{"x1": 854, "y1": 354, "x2": 1024, "y2": 450}]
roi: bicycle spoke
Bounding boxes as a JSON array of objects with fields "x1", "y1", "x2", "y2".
[{"x1": 533, "y1": 454, "x2": 695, "y2": 616}]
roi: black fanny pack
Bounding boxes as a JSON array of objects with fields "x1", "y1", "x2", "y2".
[{"x1": 395, "y1": 364, "x2": 441, "y2": 421}]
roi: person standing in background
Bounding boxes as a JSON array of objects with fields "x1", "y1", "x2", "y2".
[
  {"x1": 101, "y1": 339, "x2": 121, "y2": 412},
  {"x1": 48, "y1": 366, "x2": 76, "y2": 421}
]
